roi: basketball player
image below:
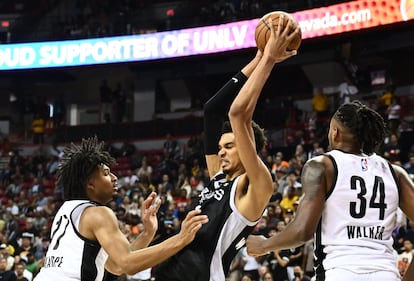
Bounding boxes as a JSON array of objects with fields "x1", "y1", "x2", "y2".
[
  {"x1": 34, "y1": 136, "x2": 208, "y2": 281},
  {"x1": 247, "y1": 100, "x2": 414, "y2": 281},
  {"x1": 153, "y1": 16, "x2": 300, "y2": 281}
]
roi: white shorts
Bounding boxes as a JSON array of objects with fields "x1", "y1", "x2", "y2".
[{"x1": 324, "y1": 268, "x2": 400, "y2": 281}]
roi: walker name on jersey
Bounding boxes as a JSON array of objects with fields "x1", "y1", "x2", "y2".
[
  {"x1": 43, "y1": 256, "x2": 64, "y2": 268},
  {"x1": 346, "y1": 225, "x2": 385, "y2": 240}
]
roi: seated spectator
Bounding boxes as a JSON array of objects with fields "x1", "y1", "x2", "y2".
[
  {"x1": 382, "y1": 133, "x2": 401, "y2": 164},
  {"x1": 278, "y1": 171, "x2": 302, "y2": 198},
  {"x1": 0, "y1": 256, "x2": 16, "y2": 281},
  {"x1": 386, "y1": 96, "x2": 402, "y2": 135},
  {"x1": 404, "y1": 154, "x2": 414, "y2": 175},
  {"x1": 14, "y1": 261, "x2": 30, "y2": 281},
  {"x1": 15, "y1": 232, "x2": 36, "y2": 262},
  {"x1": 0, "y1": 243, "x2": 14, "y2": 271},
  {"x1": 280, "y1": 186, "x2": 299, "y2": 217},
  {"x1": 136, "y1": 157, "x2": 152, "y2": 180},
  {"x1": 397, "y1": 238, "x2": 414, "y2": 278}
]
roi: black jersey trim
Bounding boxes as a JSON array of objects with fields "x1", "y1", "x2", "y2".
[
  {"x1": 387, "y1": 161, "x2": 401, "y2": 204},
  {"x1": 70, "y1": 201, "x2": 101, "y2": 246},
  {"x1": 324, "y1": 154, "x2": 338, "y2": 200}
]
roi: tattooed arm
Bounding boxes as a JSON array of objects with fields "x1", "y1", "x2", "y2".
[{"x1": 247, "y1": 155, "x2": 331, "y2": 256}]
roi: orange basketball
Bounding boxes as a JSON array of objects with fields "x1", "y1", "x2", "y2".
[{"x1": 255, "y1": 11, "x2": 302, "y2": 52}]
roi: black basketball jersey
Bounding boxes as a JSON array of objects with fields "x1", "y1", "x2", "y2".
[{"x1": 154, "y1": 172, "x2": 257, "y2": 281}]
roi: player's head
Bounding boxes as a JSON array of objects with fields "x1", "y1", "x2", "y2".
[
  {"x1": 329, "y1": 100, "x2": 386, "y2": 154},
  {"x1": 58, "y1": 136, "x2": 117, "y2": 201},
  {"x1": 219, "y1": 120, "x2": 266, "y2": 176},
  {"x1": 221, "y1": 120, "x2": 267, "y2": 154}
]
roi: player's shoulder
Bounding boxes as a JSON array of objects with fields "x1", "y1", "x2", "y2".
[
  {"x1": 304, "y1": 154, "x2": 333, "y2": 167},
  {"x1": 82, "y1": 204, "x2": 116, "y2": 224}
]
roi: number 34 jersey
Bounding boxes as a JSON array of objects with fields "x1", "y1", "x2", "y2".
[
  {"x1": 315, "y1": 150, "x2": 400, "y2": 276},
  {"x1": 34, "y1": 200, "x2": 108, "y2": 281}
]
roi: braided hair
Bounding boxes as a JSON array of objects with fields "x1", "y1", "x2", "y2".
[
  {"x1": 334, "y1": 100, "x2": 387, "y2": 154},
  {"x1": 222, "y1": 120, "x2": 267, "y2": 154},
  {"x1": 58, "y1": 136, "x2": 116, "y2": 200}
]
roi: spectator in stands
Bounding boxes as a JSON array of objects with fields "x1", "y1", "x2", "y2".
[
  {"x1": 0, "y1": 256, "x2": 16, "y2": 281},
  {"x1": 338, "y1": 78, "x2": 358, "y2": 105},
  {"x1": 24, "y1": 252, "x2": 41, "y2": 277},
  {"x1": 293, "y1": 144, "x2": 307, "y2": 166},
  {"x1": 15, "y1": 232, "x2": 36, "y2": 262},
  {"x1": 382, "y1": 133, "x2": 402, "y2": 164},
  {"x1": 136, "y1": 157, "x2": 152, "y2": 180},
  {"x1": 264, "y1": 226, "x2": 290, "y2": 281},
  {"x1": 31, "y1": 113, "x2": 46, "y2": 145},
  {"x1": 14, "y1": 262, "x2": 29, "y2": 281},
  {"x1": 385, "y1": 96, "x2": 401, "y2": 135},
  {"x1": 271, "y1": 152, "x2": 289, "y2": 180},
  {"x1": 279, "y1": 170, "x2": 302, "y2": 199},
  {"x1": 404, "y1": 153, "x2": 414, "y2": 175},
  {"x1": 0, "y1": 243, "x2": 14, "y2": 271},
  {"x1": 99, "y1": 78, "x2": 113, "y2": 123},
  {"x1": 19, "y1": 218, "x2": 39, "y2": 240},
  {"x1": 51, "y1": 96, "x2": 66, "y2": 128},
  {"x1": 311, "y1": 88, "x2": 330, "y2": 120},
  {"x1": 163, "y1": 133, "x2": 179, "y2": 160},
  {"x1": 112, "y1": 82, "x2": 127, "y2": 123},
  {"x1": 292, "y1": 265, "x2": 312, "y2": 281},
  {"x1": 397, "y1": 237, "x2": 414, "y2": 277},
  {"x1": 378, "y1": 85, "x2": 395, "y2": 117}
]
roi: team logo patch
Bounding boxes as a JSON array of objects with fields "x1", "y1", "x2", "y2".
[{"x1": 361, "y1": 158, "x2": 368, "y2": 171}]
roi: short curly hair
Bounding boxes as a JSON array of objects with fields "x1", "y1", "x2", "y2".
[
  {"x1": 222, "y1": 120, "x2": 267, "y2": 154},
  {"x1": 58, "y1": 136, "x2": 116, "y2": 200}
]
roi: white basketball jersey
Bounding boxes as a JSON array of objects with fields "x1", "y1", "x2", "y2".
[
  {"x1": 314, "y1": 150, "x2": 400, "y2": 278},
  {"x1": 34, "y1": 200, "x2": 108, "y2": 281}
]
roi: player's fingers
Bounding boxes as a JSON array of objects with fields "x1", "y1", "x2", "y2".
[
  {"x1": 287, "y1": 26, "x2": 300, "y2": 42},
  {"x1": 276, "y1": 14, "x2": 284, "y2": 36},
  {"x1": 149, "y1": 196, "x2": 161, "y2": 214},
  {"x1": 142, "y1": 192, "x2": 157, "y2": 209},
  {"x1": 281, "y1": 16, "x2": 293, "y2": 38}
]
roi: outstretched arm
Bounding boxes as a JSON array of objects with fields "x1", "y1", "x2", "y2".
[
  {"x1": 204, "y1": 51, "x2": 262, "y2": 177},
  {"x1": 84, "y1": 206, "x2": 208, "y2": 275},
  {"x1": 394, "y1": 164, "x2": 414, "y2": 281},
  {"x1": 229, "y1": 15, "x2": 299, "y2": 221},
  {"x1": 247, "y1": 155, "x2": 328, "y2": 256}
]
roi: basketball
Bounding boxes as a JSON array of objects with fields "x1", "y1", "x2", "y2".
[{"x1": 255, "y1": 11, "x2": 302, "y2": 52}]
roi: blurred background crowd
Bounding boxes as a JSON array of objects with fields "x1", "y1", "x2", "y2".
[{"x1": 1, "y1": 0, "x2": 414, "y2": 280}]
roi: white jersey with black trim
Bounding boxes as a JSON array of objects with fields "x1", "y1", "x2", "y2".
[
  {"x1": 314, "y1": 150, "x2": 400, "y2": 280},
  {"x1": 34, "y1": 200, "x2": 108, "y2": 281}
]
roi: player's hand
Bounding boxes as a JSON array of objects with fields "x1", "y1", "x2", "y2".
[
  {"x1": 178, "y1": 209, "x2": 208, "y2": 245},
  {"x1": 246, "y1": 234, "x2": 269, "y2": 257},
  {"x1": 264, "y1": 15, "x2": 299, "y2": 63},
  {"x1": 140, "y1": 192, "x2": 160, "y2": 236}
]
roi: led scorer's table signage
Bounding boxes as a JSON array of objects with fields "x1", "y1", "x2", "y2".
[{"x1": 0, "y1": 0, "x2": 412, "y2": 70}]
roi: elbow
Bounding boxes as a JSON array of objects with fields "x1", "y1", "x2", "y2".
[
  {"x1": 228, "y1": 104, "x2": 247, "y2": 121},
  {"x1": 118, "y1": 257, "x2": 143, "y2": 276}
]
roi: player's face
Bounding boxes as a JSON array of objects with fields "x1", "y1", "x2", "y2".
[
  {"x1": 218, "y1": 133, "x2": 244, "y2": 175},
  {"x1": 89, "y1": 164, "x2": 118, "y2": 204}
]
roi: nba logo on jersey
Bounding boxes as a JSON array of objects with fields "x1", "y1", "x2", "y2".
[{"x1": 361, "y1": 158, "x2": 368, "y2": 171}]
